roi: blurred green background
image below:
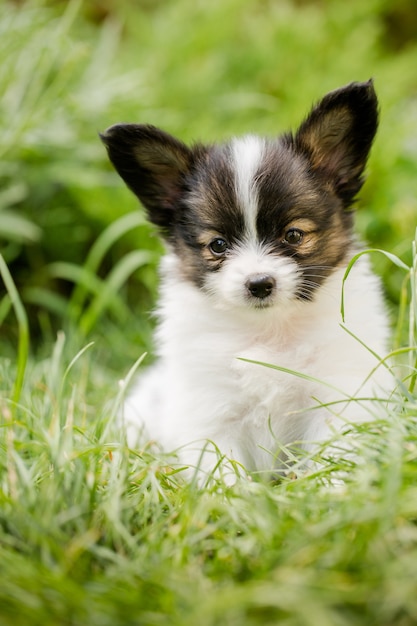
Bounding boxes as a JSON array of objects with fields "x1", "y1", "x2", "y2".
[{"x1": 1, "y1": 0, "x2": 417, "y2": 363}]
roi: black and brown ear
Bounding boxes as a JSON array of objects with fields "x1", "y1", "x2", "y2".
[
  {"x1": 100, "y1": 124, "x2": 194, "y2": 233},
  {"x1": 294, "y1": 80, "x2": 379, "y2": 206}
]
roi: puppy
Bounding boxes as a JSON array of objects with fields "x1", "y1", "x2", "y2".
[{"x1": 102, "y1": 80, "x2": 391, "y2": 481}]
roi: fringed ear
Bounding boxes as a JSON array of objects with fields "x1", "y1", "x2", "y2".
[
  {"x1": 294, "y1": 80, "x2": 378, "y2": 206},
  {"x1": 100, "y1": 124, "x2": 194, "y2": 234}
]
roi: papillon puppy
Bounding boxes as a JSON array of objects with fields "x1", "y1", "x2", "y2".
[{"x1": 102, "y1": 80, "x2": 391, "y2": 481}]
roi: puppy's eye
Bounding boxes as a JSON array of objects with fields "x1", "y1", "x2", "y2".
[
  {"x1": 283, "y1": 228, "x2": 304, "y2": 245},
  {"x1": 209, "y1": 238, "x2": 228, "y2": 256}
]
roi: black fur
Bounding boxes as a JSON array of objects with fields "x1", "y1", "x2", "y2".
[{"x1": 101, "y1": 81, "x2": 378, "y2": 296}]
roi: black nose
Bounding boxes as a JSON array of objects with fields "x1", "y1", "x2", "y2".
[{"x1": 246, "y1": 275, "x2": 276, "y2": 299}]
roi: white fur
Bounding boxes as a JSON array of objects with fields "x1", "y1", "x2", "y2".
[
  {"x1": 204, "y1": 239, "x2": 298, "y2": 310},
  {"x1": 231, "y1": 136, "x2": 265, "y2": 239},
  {"x1": 122, "y1": 248, "x2": 391, "y2": 481}
]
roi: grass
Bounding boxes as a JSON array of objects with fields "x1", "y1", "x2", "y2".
[
  {"x1": 1, "y1": 243, "x2": 417, "y2": 626},
  {"x1": 1, "y1": 342, "x2": 417, "y2": 626},
  {"x1": 1, "y1": 0, "x2": 417, "y2": 624}
]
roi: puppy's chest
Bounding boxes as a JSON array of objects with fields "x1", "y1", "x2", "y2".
[
  {"x1": 232, "y1": 339, "x2": 317, "y2": 403},
  {"x1": 160, "y1": 298, "x2": 332, "y2": 417},
  {"x1": 182, "y1": 326, "x2": 319, "y2": 411}
]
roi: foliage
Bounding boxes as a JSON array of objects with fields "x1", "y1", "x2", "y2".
[
  {"x1": 1, "y1": 0, "x2": 417, "y2": 341},
  {"x1": 1, "y1": 0, "x2": 417, "y2": 624},
  {"x1": 0, "y1": 0, "x2": 159, "y2": 353}
]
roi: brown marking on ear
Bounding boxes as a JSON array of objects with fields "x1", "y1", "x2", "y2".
[
  {"x1": 299, "y1": 107, "x2": 352, "y2": 171},
  {"x1": 293, "y1": 80, "x2": 379, "y2": 206}
]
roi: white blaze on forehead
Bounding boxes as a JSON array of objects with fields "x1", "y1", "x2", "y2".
[{"x1": 231, "y1": 135, "x2": 265, "y2": 239}]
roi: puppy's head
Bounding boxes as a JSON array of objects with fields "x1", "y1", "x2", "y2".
[{"x1": 101, "y1": 81, "x2": 378, "y2": 311}]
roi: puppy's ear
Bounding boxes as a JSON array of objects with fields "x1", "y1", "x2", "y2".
[
  {"x1": 100, "y1": 124, "x2": 194, "y2": 233},
  {"x1": 294, "y1": 80, "x2": 378, "y2": 205}
]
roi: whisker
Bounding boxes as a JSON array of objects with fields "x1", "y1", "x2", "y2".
[
  {"x1": 301, "y1": 265, "x2": 334, "y2": 270},
  {"x1": 297, "y1": 280, "x2": 340, "y2": 301}
]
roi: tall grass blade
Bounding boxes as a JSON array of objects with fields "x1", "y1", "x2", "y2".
[
  {"x1": 69, "y1": 212, "x2": 147, "y2": 319},
  {"x1": 63, "y1": 341, "x2": 95, "y2": 386},
  {"x1": 49, "y1": 330, "x2": 66, "y2": 402},
  {"x1": 0, "y1": 294, "x2": 12, "y2": 326},
  {"x1": 408, "y1": 231, "x2": 417, "y2": 393},
  {"x1": 394, "y1": 272, "x2": 411, "y2": 350},
  {"x1": 47, "y1": 261, "x2": 130, "y2": 322},
  {"x1": 0, "y1": 211, "x2": 42, "y2": 244},
  {"x1": 22, "y1": 287, "x2": 69, "y2": 318},
  {"x1": 0, "y1": 254, "x2": 29, "y2": 408},
  {"x1": 79, "y1": 250, "x2": 152, "y2": 335},
  {"x1": 341, "y1": 249, "x2": 410, "y2": 323},
  {"x1": 100, "y1": 352, "x2": 148, "y2": 441},
  {"x1": 238, "y1": 357, "x2": 347, "y2": 396}
]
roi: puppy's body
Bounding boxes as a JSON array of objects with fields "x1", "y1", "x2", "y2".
[
  {"x1": 102, "y1": 81, "x2": 391, "y2": 478},
  {"x1": 126, "y1": 256, "x2": 388, "y2": 474}
]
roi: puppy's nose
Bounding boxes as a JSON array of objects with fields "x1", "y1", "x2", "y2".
[{"x1": 246, "y1": 275, "x2": 276, "y2": 299}]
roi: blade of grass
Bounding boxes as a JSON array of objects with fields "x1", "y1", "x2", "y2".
[
  {"x1": 0, "y1": 294, "x2": 12, "y2": 326},
  {"x1": 394, "y1": 272, "x2": 411, "y2": 350},
  {"x1": 98, "y1": 352, "x2": 148, "y2": 441},
  {"x1": 0, "y1": 211, "x2": 42, "y2": 244},
  {"x1": 62, "y1": 341, "x2": 95, "y2": 388},
  {"x1": 341, "y1": 243, "x2": 417, "y2": 395},
  {"x1": 69, "y1": 211, "x2": 147, "y2": 319},
  {"x1": 47, "y1": 261, "x2": 130, "y2": 323},
  {"x1": 22, "y1": 286, "x2": 70, "y2": 318},
  {"x1": 0, "y1": 254, "x2": 29, "y2": 408},
  {"x1": 49, "y1": 330, "x2": 66, "y2": 405},
  {"x1": 408, "y1": 231, "x2": 417, "y2": 393},
  {"x1": 341, "y1": 249, "x2": 410, "y2": 323},
  {"x1": 79, "y1": 250, "x2": 152, "y2": 335},
  {"x1": 238, "y1": 357, "x2": 348, "y2": 396}
]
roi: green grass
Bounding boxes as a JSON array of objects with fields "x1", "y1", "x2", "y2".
[
  {"x1": 1, "y1": 235, "x2": 417, "y2": 626},
  {"x1": 1, "y1": 318, "x2": 417, "y2": 625},
  {"x1": 2, "y1": 0, "x2": 417, "y2": 624}
]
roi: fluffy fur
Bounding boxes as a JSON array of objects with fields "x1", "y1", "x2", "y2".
[{"x1": 101, "y1": 81, "x2": 391, "y2": 480}]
